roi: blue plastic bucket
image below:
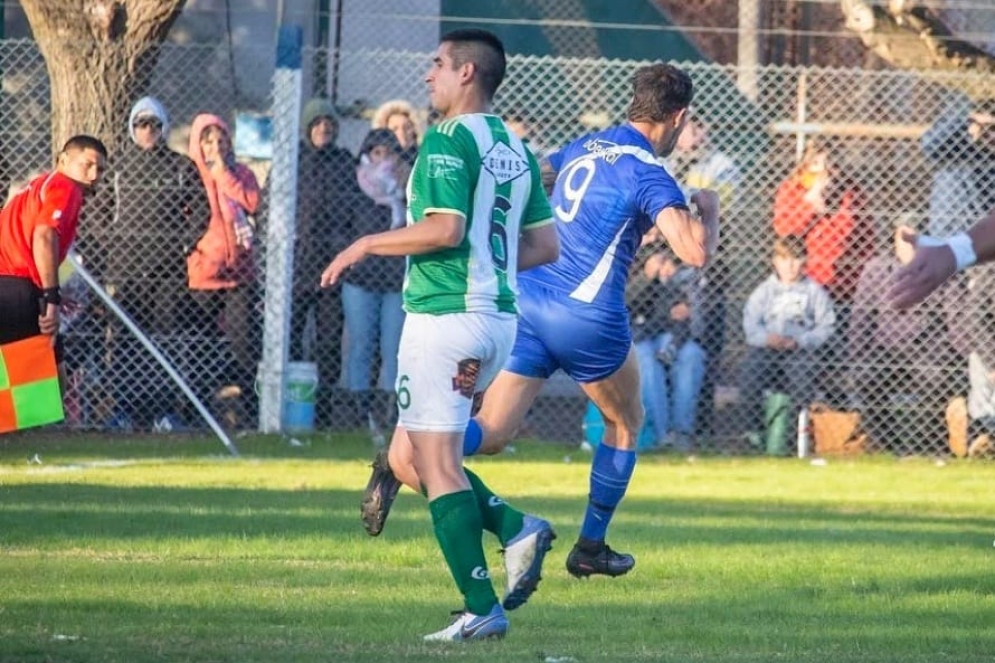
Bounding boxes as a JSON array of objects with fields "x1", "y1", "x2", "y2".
[
  {"x1": 283, "y1": 362, "x2": 318, "y2": 432},
  {"x1": 581, "y1": 400, "x2": 655, "y2": 450}
]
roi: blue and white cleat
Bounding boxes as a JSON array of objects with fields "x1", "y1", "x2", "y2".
[
  {"x1": 423, "y1": 603, "x2": 509, "y2": 642},
  {"x1": 501, "y1": 514, "x2": 556, "y2": 610}
]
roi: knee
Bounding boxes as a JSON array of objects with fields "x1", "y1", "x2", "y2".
[
  {"x1": 683, "y1": 341, "x2": 706, "y2": 363},
  {"x1": 605, "y1": 402, "x2": 644, "y2": 438}
]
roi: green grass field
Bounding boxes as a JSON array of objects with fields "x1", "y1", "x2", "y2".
[{"x1": 1, "y1": 431, "x2": 992, "y2": 663}]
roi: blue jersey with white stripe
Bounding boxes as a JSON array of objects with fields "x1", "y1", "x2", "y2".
[{"x1": 521, "y1": 123, "x2": 687, "y2": 310}]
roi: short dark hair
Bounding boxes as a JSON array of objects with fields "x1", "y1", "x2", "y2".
[
  {"x1": 441, "y1": 28, "x2": 506, "y2": 100},
  {"x1": 626, "y1": 63, "x2": 694, "y2": 123},
  {"x1": 62, "y1": 135, "x2": 107, "y2": 158},
  {"x1": 773, "y1": 234, "x2": 807, "y2": 260},
  {"x1": 359, "y1": 128, "x2": 401, "y2": 156}
]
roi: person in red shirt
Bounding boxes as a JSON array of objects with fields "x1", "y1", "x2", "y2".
[
  {"x1": 0, "y1": 135, "x2": 107, "y2": 374},
  {"x1": 772, "y1": 139, "x2": 874, "y2": 305}
]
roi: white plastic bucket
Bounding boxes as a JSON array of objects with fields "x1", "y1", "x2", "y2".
[{"x1": 283, "y1": 361, "x2": 318, "y2": 432}]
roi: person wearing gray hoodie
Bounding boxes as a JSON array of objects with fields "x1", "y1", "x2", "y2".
[{"x1": 738, "y1": 234, "x2": 836, "y2": 444}]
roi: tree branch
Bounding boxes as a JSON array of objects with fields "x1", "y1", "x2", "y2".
[{"x1": 840, "y1": 0, "x2": 995, "y2": 74}]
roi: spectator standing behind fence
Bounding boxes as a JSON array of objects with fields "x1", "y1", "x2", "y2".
[
  {"x1": 186, "y1": 113, "x2": 261, "y2": 427},
  {"x1": 626, "y1": 243, "x2": 707, "y2": 451},
  {"x1": 341, "y1": 128, "x2": 409, "y2": 443},
  {"x1": 372, "y1": 99, "x2": 420, "y2": 167},
  {"x1": 81, "y1": 96, "x2": 208, "y2": 431},
  {"x1": 921, "y1": 93, "x2": 995, "y2": 238},
  {"x1": 847, "y1": 215, "x2": 966, "y2": 452},
  {"x1": 738, "y1": 235, "x2": 835, "y2": 450},
  {"x1": 945, "y1": 262, "x2": 995, "y2": 458},
  {"x1": 0, "y1": 135, "x2": 106, "y2": 385},
  {"x1": 666, "y1": 112, "x2": 740, "y2": 437},
  {"x1": 288, "y1": 98, "x2": 360, "y2": 426},
  {"x1": 773, "y1": 138, "x2": 873, "y2": 307}
]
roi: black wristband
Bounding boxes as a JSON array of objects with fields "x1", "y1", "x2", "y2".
[{"x1": 41, "y1": 286, "x2": 61, "y2": 306}]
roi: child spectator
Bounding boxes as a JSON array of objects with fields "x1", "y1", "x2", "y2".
[{"x1": 738, "y1": 235, "x2": 836, "y2": 448}]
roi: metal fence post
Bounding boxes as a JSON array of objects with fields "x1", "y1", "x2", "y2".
[{"x1": 259, "y1": 25, "x2": 302, "y2": 433}]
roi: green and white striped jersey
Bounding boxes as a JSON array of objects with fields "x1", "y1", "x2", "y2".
[{"x1": 404, "y1": 113, "x2": 553, "y2": 315}]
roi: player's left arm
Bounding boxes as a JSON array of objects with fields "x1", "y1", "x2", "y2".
[
  {"x1": 518, "y1": 221, "x2": 558, "y2": 271},
  {"x1": 641, "y1": 165, "x2": 719, "y2": 267},
  {"x1": 654, "y1": 189, "x2": 718, "y2": 268},
  {"x1": 517, "y1": 152, "x2": 559, "y2": 271}
]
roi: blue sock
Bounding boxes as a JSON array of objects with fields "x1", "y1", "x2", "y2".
[
  {"x1": 462, "y1": 419, "x2": 483, "y2": 457},
  {"x1": 579, "y1": 443, "x2": 637, "y2": 542}
]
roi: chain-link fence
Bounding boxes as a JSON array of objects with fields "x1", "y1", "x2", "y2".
[{"x1": 4, "y1": 34, "x2": 994, "y2": 458}]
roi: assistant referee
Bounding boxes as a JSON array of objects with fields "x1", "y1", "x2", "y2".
[{"x1": 0, "y1": 135, "x2": 107, "y2": 381}]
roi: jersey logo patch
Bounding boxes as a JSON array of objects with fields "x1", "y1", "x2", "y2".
[
  {"x1": 451, "y1": 358, "x2": 481, "y2": 399},
  {"x1": 52, "y1": 210, "x2": 63, "y2": 220},
  {"x1": 482, "y1": 141, "x2": 528, "y2": 185},
  {"x1": 427, "y1": 154, "x2": 464, "y2": 179},
  {"x1": 581, "y1": 138, "x2": 622, "y2": 164}
]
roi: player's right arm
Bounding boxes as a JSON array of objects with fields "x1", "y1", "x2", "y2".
[
  {"x1": 31, "y1": 224, "x2": 60, "y2": 336},
  {"x1": 320, "y1": 213, "x2": 465, "y2": 287},
  {"x1": 654, "y1": 188, "x2": 719, "y2": 268},
  {"x1": 890, "y1": 207, "x2": 995, "y2": 309}
]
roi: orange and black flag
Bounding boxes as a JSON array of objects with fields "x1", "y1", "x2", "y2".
[{"x1": 0, "y1": 335, "x2": 64, "y2": 434}]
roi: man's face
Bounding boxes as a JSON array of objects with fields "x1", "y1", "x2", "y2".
[
  {"x1": 309, "y1": 116, "x2": 338, "y2": 149},
  {"x1": 132, "y1": 115, "x2": 163, "y2": 151},
  {"x1": 59, "y1": 147, "x2": 106, "y2": 195},
  {"x1": 425, "y1": 42, "x2": 463, "y2": 118}
]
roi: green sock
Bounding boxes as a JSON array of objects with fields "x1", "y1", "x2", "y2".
[
  {"x1": 428, "y1": 490, "x2": 498, "y2": 616},
  {"x1": 465, "y1": 467, "x2": 525, "y2": 546}
]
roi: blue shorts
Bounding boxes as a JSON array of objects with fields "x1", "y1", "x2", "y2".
[{"x1": 505, "y1": 279, "x2": 631, "y2": 383}]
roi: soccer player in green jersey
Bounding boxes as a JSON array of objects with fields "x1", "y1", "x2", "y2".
[{"x1": 321, "y1": 28, "x2": 560, "y2": 642}]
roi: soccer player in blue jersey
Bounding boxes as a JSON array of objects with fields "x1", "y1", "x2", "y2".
[{"x1": 363, "y1": 62, "x2": 720, "y2": 580}]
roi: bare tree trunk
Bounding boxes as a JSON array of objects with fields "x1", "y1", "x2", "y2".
[{"x1": 20, "y1": 0, "x2": 187, "y2": 156}]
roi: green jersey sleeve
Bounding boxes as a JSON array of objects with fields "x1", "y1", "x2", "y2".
[{"x1": 407, "y1": 126, "x2": 480, "y2": 223}]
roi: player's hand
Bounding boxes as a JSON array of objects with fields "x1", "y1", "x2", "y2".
[
  {"x1": 690, "y1": 189, "x2": 719, "y2": 221},
  {"x1": 320, "y1": 239, "x2": 369, "y2": 288},
  {"x1": 691, "y1": 189, "x2": 720, "y2": 262},
  {"x1": 889, "y1": 230, "x2": 957, "y2": 309},
  {"x1": 38, "y1": 302, "x2": 60, "y2": 337}
]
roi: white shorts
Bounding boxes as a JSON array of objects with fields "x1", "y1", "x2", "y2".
[{"x1": 396, "y1": 311, "x2": 516, "y2": 433}]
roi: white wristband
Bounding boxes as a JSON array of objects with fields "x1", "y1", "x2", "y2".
[{"x1": 947, "y1": 232, "x2": 977, "y2": 272}]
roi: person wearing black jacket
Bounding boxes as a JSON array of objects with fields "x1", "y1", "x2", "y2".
[
  {"x1": 78, "y1": 96, "x2": 207, "y2": 430},
  {"x1": 290, "y1": 98, "x2": 362, "y2": 426}
]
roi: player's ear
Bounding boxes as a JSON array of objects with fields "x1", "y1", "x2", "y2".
[
  {"x1": 461, "y1": 61, "x2": 476, "y2": 85},
  {"x1": 673, "y1": 107, "x2": 689, "y2": 130}
]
